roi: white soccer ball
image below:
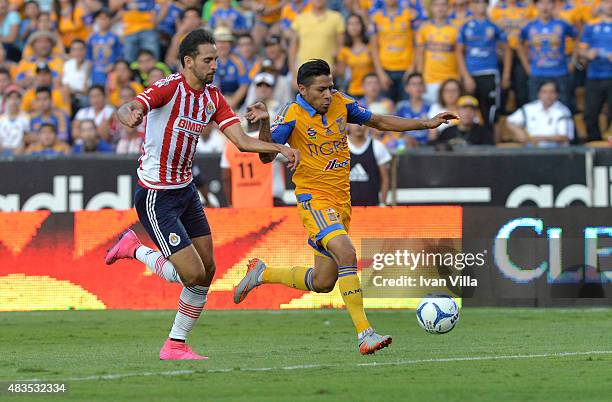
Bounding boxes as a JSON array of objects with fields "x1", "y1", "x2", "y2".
[{"x1": 416, "y1": 294, "x2": 460, "y2": 334}]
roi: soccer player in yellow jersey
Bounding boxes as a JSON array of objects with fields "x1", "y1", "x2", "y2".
[{"x1": 234, "y1": 60, "x2": 457, "y2": 355}]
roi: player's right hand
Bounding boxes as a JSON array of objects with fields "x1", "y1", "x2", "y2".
[
  {"x1": 124, "y1": 109, "x2": 144, "y2": 128},
  {"x1": 280, "y1": 146, "x2": 300, "y2": 171}
]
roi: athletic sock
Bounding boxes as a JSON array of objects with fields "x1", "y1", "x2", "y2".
[
  {"x1": 169, "y1": 286, "x2": 209, "y2": 341},
  {"x1": 135, "y1": 246, "x2": 182, "y2": 284},
  {"x1": 262, "y1": 266, "x2": 314, "y2": 291},
  {"x1": 337, "y1": 265, "x2": 371, "y2": 334}
]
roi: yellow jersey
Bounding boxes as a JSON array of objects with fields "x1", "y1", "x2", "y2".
[
  {"x1": 291, "y1": 10, "x2": 345, "y2": 68},
  {"x1": 370, "y1": 7, "x2": 417, "y2": 71},
  {"x1": 337, "y1": 45, "x2": 375, "y2": 97},
  {"x1": 271, "y1": 92, "x2": 372, "y2": 205},
  {"x1": 490, "y1": 2, "x2": 536, "y2": 49},
  {"x1": 416, "y1": 21, "x2": 459, "y2": 84},
  {"x1": 259, "y1": 0, "x2": 283, "y2": 24}
]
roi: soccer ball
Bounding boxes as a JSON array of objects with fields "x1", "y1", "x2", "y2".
[{"x1": 416, "y1": 294, "x2": 460, "y2": 334}]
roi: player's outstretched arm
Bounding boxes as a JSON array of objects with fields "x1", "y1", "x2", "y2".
[
  {"x1": 365, "y1": 112, "x2": 459, "y2": 132},
  {"x1": 117, "y1": 100, "x2": 146, "y2": 128},
  {"x1": 222, "y1": 123, "x2": 301, "y2": 171},
  {"x1": 245, "y1": 102, "x2": 276, "y2": 164}
]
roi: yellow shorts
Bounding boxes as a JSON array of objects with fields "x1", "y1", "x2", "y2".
[{"x1": 297, "y1": 193, "x2": 351, "y2": 258}]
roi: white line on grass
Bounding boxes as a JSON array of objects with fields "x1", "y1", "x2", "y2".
[{"x1": 16, "y1": 350, "x2": 612, "y2": 383}]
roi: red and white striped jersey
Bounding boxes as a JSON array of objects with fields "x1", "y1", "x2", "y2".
[{"x1": 134, "y1": 73, "x2": 240, "y2": 189}]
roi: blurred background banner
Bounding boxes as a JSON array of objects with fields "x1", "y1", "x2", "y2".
[{"x1": 0, "y1": 206, "x2": 461, "y2": 311}]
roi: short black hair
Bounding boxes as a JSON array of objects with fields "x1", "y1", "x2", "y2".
[
  {"x1": 362, "y1": 72, "x2": 379, "y2": 84},
  {"x1": 297, "y1": 59, "x2": 330, "y2": 87},
  {"x1": 179, "y1": 29, "x2": 216, "y2": 68},
  {"x1": 70, "y1": 39, "x2": 86, "y2": 48},
  {"x1": 0, "y1": 67, "x2": 9, "y2": 77},
  {"x1": 35, "y1": 86, "x2": 52, "y2": 96},
  {"x1": 39, "y1": 123, "x2": 57, "y2": 133},
  {"x1": 236, "y1": 33, "x2": 254, "y2": 42},
  {"x1": 538, "y1": 79, "x2": 558, "y2": 93},
  {"x1": 88, "y1": 84, "x2": 105, "y2": 95},
  {"x1": 183, "y1": 7, "x2": 200, "y2": 16},
  {"x1": 137, "y1": 49, "x2": 155, "y2": 59},
  {"x1": 404, "y1": 72, "x2": 424, "y2": 85}
]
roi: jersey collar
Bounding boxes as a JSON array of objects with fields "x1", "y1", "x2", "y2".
[{"x1": 296, "y1": 94, "x2": 318, "y2": 117}]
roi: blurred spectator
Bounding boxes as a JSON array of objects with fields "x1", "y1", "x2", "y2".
[
  {"x1": 416, "y1": 0, "x2": 459, "y2": 103},
  {"x1": 245, "y1": 72, "x2": 282, "y2": 118},
  {"x1": 18, "y1": 0, "x2": 40, "y2": 50},
  {"x1": 87, "y1": 8, "x2": 122, "y2": 87},
  {"x1": 16, "y1": 30, "x2": 64, "y2": 87},
  {"x1": 25, "y1": 122, "x2": 71, "y2": 155},
  {"x1": 358, "y1": 73, "x2": 394, "y2": 113},
  {"x1": 196, "y1": 124, "x2": 225, "y2": 154},
  {"x1": 208, "y1": 0, "x2": 248, "y2": 34},
  {"x1": 517, "y1": 0, "x2": 577, "y2": 107},
  {"x1": 0, "y1": 85, "x2": 29, "y2": 155},
  {"x1": 72, "y1": 85, "x2": 114, "y2": 142},
  {"x1": 506, "y1": 80, "x2": 574, "y2": 147},
  {"x1": 449, "y1": 0, "x2": 472, "y2": 28},
  {"x1": 115, "y1": 123, "x2": 143, "y2": 154},
  {"x1": 147, "y1": 67, "x2": 166, "y2": 84},
  {"x1": 456, "y1": 0, "x2": 511, "y2": 127},
  {"x1": 244, "y1": 0, "x2": 284, "y2": 47},
  {"x1": 110, "y1": 0, "x2": 158, "y2": 63},
  {"x1": 0, "y1": 67, "x2": 11, "y2": 112},
  {"x1": 130, "y1": 49, "x2": 171, "y2": 87},
  {"x1": 336, "y1": 13, "x2": 376, "y2": 98},
  {"x1": 263, "y1": 35, "x2": 289, "y2": 76},
  {"x1": 370, "y1": 0, "x2": 417, "y2": 102},
  {"x1": 580, "y1": 0, "x2": 612, "y2": 142},
  {"x1": 62, "y1": 39, "x2": 90, "y2": 111},
  {"x1": 213, "y1": 26, "x2": 249, "y2": 109},
  {"x1": 107, "y1": 59, "x2": 144, "y2": 107},
  {"x1": 428, "y1": 78, "x2": 463, "y2": 138},
  {"x1": 280, "y1": 0, "x2": 312, "y2": 41},
  {"x1": 290, "y1": 0, "x2": 345, "y2": 79},
  {"x1": 165, "y1": 7, "x2": 203, "y2": 68},
  {"x1": 108, "y1": 85, "x2": 139, "y2": 143},
  {"x1": 244, "y1": 59, "x2": 292, "y2": 107},
  {"x1": 72, "y1": 119, "x2": 113, "y2": 153},
  {"x1": 395, "y1": 72, "x2": 431, "y2": 146},
  {"x1": 436, "y1": 96, "x2": 494, "y2": 147},
  {"x1": 348, "y1": 123, "x2": 391, "y2": 206},
  {"x1": 30, "y1": 86, "x2": 71, "y2": 143},
  {"x1": 56, "y1": 0, "x2": 89, "y2": 49},
  {"x1": 490, "y1": 0, "x2": 535, "y2": 110},
  {"x1": 155, "y1": 0, "x2": 185, "y2": 58},
  {"x1": 235, "y1": 33, "x2": 260, "y2": 80},
  {"x1": 22, "y1": 63, "x2": 70, "y2": 114},
  {"x1": 0, "y1": 0, "x2": 21, "y2": 62},
  {"x1": 21, "y1": 12, "x2": 65, "y2": 59}
]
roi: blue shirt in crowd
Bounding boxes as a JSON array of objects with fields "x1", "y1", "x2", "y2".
[
  {"x1": 155, "y1": 2, "x2": 184, "y2": 36},
  {"x1": 395, "y1": 100, "x2": 431, "y2": 144},
  {"x1": 87, "y1": 31, "x2": 123, "y2": 86},
  {"x1": 459, "y1": 18, "x2": 506, "y2": 75},
  {"x1": 520, "y1": 18, "x2": 576, "y2": 77},
  {"x1": 581, "y1": 20, "x2": 612, "y2": 79},
  {"x1": 72, "y1": 140, "x2": 114, "y2": 154},
  {"x1": 214, "y1": 54, "x2": 250, "y2": 95},
  {"x1": 209, "y1": 8, "x2": 248, "y2": 32}
]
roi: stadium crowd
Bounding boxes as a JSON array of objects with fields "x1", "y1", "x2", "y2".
[{"x1": 0, "y1": 0, "x2": 610, "y2": 156}]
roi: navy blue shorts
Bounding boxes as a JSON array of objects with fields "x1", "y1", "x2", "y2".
[{"x1": 134, "y1": 182, "x2": 211, "y2": 257}]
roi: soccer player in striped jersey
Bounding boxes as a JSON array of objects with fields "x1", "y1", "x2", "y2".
[
  {"x1": 104, "y1": 29, "x2": 300, "y2": 360},
  {"x1": 234, "y1": 59, "x2": 457, "y2": 355}
]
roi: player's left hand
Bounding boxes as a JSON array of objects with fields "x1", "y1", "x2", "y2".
[
  {"x1": 279, "y1": 146, "x2": 300, "y2": 171},
  {"x1": 245, "y1": 102, "x2": 270, "y2": 124},
  {"x1": 426, "y1": 112, "x2": 459, "y2": 129}
]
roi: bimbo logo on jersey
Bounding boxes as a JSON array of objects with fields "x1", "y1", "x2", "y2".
[{"x1": 174, "y1": 116, "x2": 206, "y2": 135}]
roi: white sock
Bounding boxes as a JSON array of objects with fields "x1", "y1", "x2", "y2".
[
  {"x1": 135, "y1": 246, "x2": 182, "y2": 284},
  {"x1": 169, "y1": 286, "x2": 209, "y2": 340}
]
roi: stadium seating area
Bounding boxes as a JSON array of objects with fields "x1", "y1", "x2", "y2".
[{"x1": 0, "y1": 0, "x2": 610, "y2": 156}]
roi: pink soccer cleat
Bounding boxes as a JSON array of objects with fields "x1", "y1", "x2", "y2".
[
  {"x1": 105, "y1": 229, "x2": 142, "y2": 265},
  {"x1": 159, "y1": 338, "x2": 208, "y2": 360}
]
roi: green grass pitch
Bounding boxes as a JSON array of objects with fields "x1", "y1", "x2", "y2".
[{"x1": 2, "y1": 308, "x2": 612, "y2": 401}]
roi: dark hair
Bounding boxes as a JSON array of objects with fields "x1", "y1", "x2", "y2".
[
  {"x1": 39, "y1": 122, "x2": 57, "y2": 133},
  {"x1": 538, "y1": 79, "x2": 558, "y2": 93},
  {"x1": 236, "y1": 33, "x2": 254, "y2": 43},
  {"x1": 35, "y1": 86, "x2": 52, "y2": 96},
  {"x1": 297, "y1": 59, "x2": 331, "y2": 87},
  {"x1": 344, "y1": 13, "x2": 369, "y2": 47},
  {"x1": 404, "y1": 72, "x2": 424, "y2": 85},
  {"x1": 24, "y1": 0, "x2": 40, "y2": 9},
  {"x1": 438, "y1": 78, "x2": 464, "y2": 107},
  {"x1": 70, "y1": 39, "x2": 86, "y2": 48},
  {"x1": 183, "y1": 7, "x2": 200, "y2": 17},
  {"x1": 137, "y1": 49, "x2": 155, "y2": 59},
  {"x1": 88, "y1": 84, "x2": 106, "y2": 95},
  {"x1": 362, "y1": 72, "x2": 379, "y2": 84},
  {"x1": 179, "y1": 29, "x2": 216, "y2": 68},
  {"x1": 79, "y1": 118, "x2": 97, "y2": 129},
  {"x1": 0, "y1": 67, "x2": 9, "y2": 77}
]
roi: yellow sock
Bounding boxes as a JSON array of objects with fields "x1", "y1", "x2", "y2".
[
  {"x1": 262, "y1": 266, "x2": 314, "y2": 291},
  {"x1": 338, "y1": 265, "x2": 371, "y2": 334}
]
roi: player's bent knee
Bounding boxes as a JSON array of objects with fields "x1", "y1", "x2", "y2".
[
  {"x1": 312, "y1": 276, "x2": 337, "y2": 293},
  {"x1": 182, "y1": 270, "x2": 207, "y2": 287}
]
